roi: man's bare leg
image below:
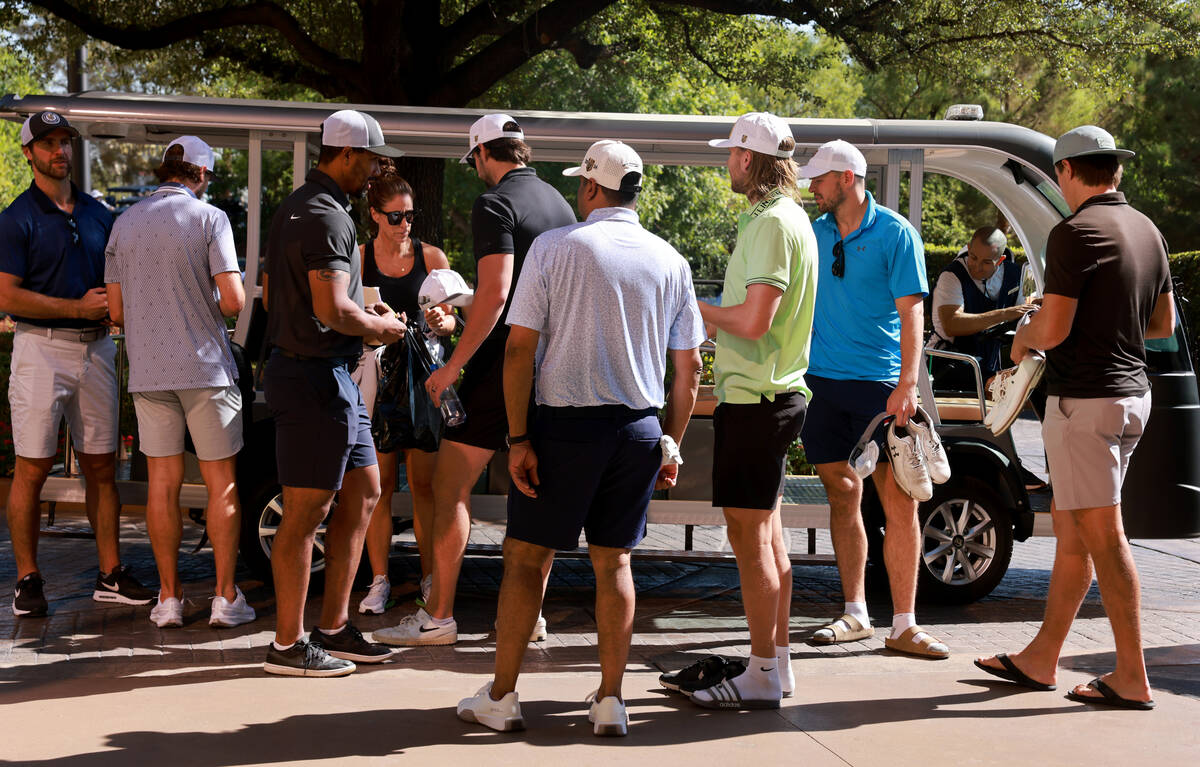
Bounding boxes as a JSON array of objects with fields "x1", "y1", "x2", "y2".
[
  {"x1": 272, "y1": 486, "x2": 335, "y2": 646},
  {"x1": 319, "y1": 464, "x2": 380, "y2": 631},
  {"x1": 977, "y1": 498, "x2": 1090, "y2": 688},
  {"x1": 6, "y1": 456, "x2": 54, "y2": 580},
  {"x1": 197, "y1": 455, "x2": 241, "y2": 602},
  {"x1": 76, "y1": 450, "x2": 122, "y2": 575},
  {"x1": 590, "y1": 544, "x2": 635, "y2": 701},
  {"x1": 145, "y1": 455, "x2": 186, "y2": 600},
  {"x1": 723, "y1": 505, "x2": 782, "y2": 658},
  {"x1": 817, "y1": 462, "x2": 866, "y2": 603},
  {"x1": 872, "y1": 465, "x2": 919, "y2": 615},
  {"x1": 427, "y1": 439, "x2": 494, "y2": 620},
  {"x1": 490, "y1": 537, "x2": 555, "y2": 699},
  {"x1": 771, "y1": 509, "x2": 792, "y2": 648}
]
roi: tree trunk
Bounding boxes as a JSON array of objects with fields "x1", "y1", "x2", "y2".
[{"x1": 394, "y1": 156, "x2": 446, "y2": 247}]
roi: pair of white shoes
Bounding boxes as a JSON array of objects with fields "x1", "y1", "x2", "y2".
[
  {"x1": 886, "y1": 406, "x2": 951, "y2": 502},
  {"x1": 457, "y1": 683, "x2": 627, "y2": 736},
  {"x1": 149, "y1": 586, "x2": 256, "y2": 628},
  {"x1": 985, "y1": 351, "x2": 1046, "y2": 436}
]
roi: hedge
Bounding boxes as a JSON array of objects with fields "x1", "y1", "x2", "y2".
[{"x1": 2, "y1": 249, "x2": 1197, "y2": 478}]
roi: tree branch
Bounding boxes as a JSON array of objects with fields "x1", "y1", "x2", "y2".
[
  {"x1": 441, "y1": 0, "x2": 530, "y2": 58},
  {"x1": 27, "y1": 0, "x2": 361, "y2": 83}
]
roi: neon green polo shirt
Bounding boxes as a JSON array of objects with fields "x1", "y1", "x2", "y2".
[{"x1": 714, "y1": 188, "x2": 819, "y2": 404}]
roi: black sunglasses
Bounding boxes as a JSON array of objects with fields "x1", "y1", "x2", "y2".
[
  {"x1": 378, "y1": 208, "x2": 418, "y2": 225},
  {"x1": 65, "y1": 215, "x2": 80, "y2": 246},
  {"x1": 465, "y1": 146, "x2": 480, "y2": 171},
  {"x1": 832, "y1": 240, "x2": 845, "y2": 278}
]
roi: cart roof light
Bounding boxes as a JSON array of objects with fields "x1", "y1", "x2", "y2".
[{"x1": 945, "y1": 104, "x2": 984, "y2": 121}]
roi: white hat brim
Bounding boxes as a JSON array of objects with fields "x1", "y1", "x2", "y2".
[
  {"x1": 562, "y1": 166, "x2": 584, "y2": 177},
  {"x1": 708, "y1": 138, "x2": 736, "y2": 149}
]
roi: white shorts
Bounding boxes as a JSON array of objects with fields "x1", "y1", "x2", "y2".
[
  {"x1": 133, "y1": 385, "x2": 244, "y2": 461},
  {"x1": 1043, "y1": 392, "x2": 1150, "y2": 511},
  {"x1": 8, "y1": 328, "x2": 119, "y2": 458}
]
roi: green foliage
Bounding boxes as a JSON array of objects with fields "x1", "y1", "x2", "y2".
[{"x1": 0, "y1": 47, "x2": 38, "y2": 206}]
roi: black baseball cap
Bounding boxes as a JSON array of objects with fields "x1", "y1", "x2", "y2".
[{"x1": 20, "y1": 111, "x2": 79, "y2": 146}]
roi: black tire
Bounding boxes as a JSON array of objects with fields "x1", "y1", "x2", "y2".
[
  {"x1": 916, "y1": 477, "x2": 1013, "y2": 604},
  {"x1": 238, "y1": 472, "x2": 330, "y2": 586}
]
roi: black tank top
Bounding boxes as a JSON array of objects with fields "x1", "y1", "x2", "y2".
[{"x1": 363, "y1": 236, "x2": 429, "y2": 321}]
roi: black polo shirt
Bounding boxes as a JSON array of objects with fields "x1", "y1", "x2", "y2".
[
  {"x1": 0, "y1": 181, "x2": 113, "y2": 329},
  {"x1": 264, "y1": 168, "x2": 364, "y2": 358},
  {"x1": 1044, "y1": 192, "x2": 1172, "y2": 398},
  {"x1": 471, "y1": 167, "x2": 575, "y2": 344}
]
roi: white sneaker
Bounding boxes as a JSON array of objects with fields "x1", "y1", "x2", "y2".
[
  {"x1": 908, "y1": 406, "x2": 951, "y2": 485},
  {"x1": 358, "y1": 575, "x2": 391, "y2": 615},
  {"x1": 989, "y1": 352, "x2": 1046, "y2": 436},
  {"x1": 372, "y1": 608, "x2": 457, "y2": 646},
  {"x1": 887, "y1": 422, "x2": 933, "y2": 502},
  {"x1": 150, "y1": 595, "x2": 183, "y2": 628},
  {"x1": 587, "y1": 691, "x2": 628, "y2": 736},
  {"x1": 457, "y1": 683, "x2": 524, "y2": 732},
  {"x1": 210, "y1": 586, "x2": 256, "y2": 628}
]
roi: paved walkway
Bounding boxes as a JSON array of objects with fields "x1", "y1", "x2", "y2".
[{"x1": 1, "y1": 502, "x2": 1198, "y2": 766}]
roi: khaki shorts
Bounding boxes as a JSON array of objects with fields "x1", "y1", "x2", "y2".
[
  {"x1": 133, "y1": 386, "x2": 243, "y2": 461},
  {"x1": 1042, "y1": 392, "x2": 1150, "y2": 511},
  {"x1": 8, "y1": 329, "x2": 118, "y2": 458}
]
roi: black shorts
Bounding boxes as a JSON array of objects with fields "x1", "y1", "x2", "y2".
[
  {"x1": 799, "y1": 375, "x2": 894, "y2": 465},
  {"x1": 442, "y1": 335, "x2": 508, "y2": 451},
  {"x1": 506, "y1": 406, "x2": 662, "y2": 551},
  {"x1": 712, "y1": 392, "x2": 807, "y2": 510},
  {"x1": 265, "y1": 352, "x2": 376, "y2": 491}
]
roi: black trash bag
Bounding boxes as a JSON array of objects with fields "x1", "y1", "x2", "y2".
[{"x1": 372, "y1": 323, "x2": 442, "y2": 453}]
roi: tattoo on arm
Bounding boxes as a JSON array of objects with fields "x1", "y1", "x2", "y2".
[{"x1": 315, "y1": 269, "x2": 340, "y2": 283}]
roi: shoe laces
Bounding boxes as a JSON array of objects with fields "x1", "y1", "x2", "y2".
[{"x1": 301, "y1": 639, "x2": 331, "y2": 666}]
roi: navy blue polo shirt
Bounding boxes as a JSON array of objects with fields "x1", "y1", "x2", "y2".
[{"x1": 0, "y1": 181, "x2": 113, "y2": 329}]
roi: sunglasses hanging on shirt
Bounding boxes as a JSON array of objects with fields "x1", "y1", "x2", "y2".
[{"x1": 832, "y1": 240, "x2": 845, "y2": 278}]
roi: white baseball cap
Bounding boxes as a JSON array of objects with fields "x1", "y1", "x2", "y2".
[
  {"x1": 321, "y1": 110, "x2": 403, "y2": 157},
  {"x1": 20, "y1": 111, "x2": 79, "y2": 146},
  {"x1": 796, "y1": 139, "x2": 867, "y2": 179},
  {"x1": 461, "y1": 114, "x2": 524, "y2": 164},
  {"x1": 562, "y1": 140, "x2": 643, "y2": 192},
  {"x1": 708, "y1": 112, "x2": 795, "y2": 158},
  {"x1": 164, "y1": 136, "x2": 215, "y2": 174},
  {"x1": 418, "y1": 269, "x2": 475, "y2": 310}
]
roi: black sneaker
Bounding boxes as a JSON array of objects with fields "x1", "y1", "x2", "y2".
[
  {"x1": 92, "y1": 564, "x2": 156, "y2": 605},
  {"x1": 263, "y1": 638, "x2": 356, "y2": 677},
  {"x1": 310, "y1": 623, "x2": 396, "y2": 663},
  {"x1": 13, "y1": 573, "x2": 48, "y2": 617},
  {"x1": 659, "y1": 655, "x2": 747, "y2": 695}
]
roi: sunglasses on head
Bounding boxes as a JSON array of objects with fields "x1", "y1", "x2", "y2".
[
  {"x1": 378, "y1": 208, "x2": 418, "y2": 225},
  {"x1": 832, "y1": 240, "x2": 845, "y2": 278}
]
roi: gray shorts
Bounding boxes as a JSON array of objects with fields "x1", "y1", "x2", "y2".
[
  {"x1": 8, "y1": 328, "x2": 118, "y2": 458},
  {"x1": 1042, "y1": 392, "x2": 1150, "y2": 511},
  {"x1": 133, "y1": 385, "x2": 243, "y2": 461}
]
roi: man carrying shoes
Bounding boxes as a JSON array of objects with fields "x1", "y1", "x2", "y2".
[
  {"x1": 975, "y1": 126, "x2": 1174, "y2": 710},
  {"x1": 456, "y1": 140, "x2": 704, "y2": 736},
  {"x1": 261, "y1": 110, "x2": 405, "y2": 676},
  {"x1": 685, "y1": 112, "x2": 818, "y2": 710},
  {"x1": 797, "y1": 140, "x2": 949, "y2": 659}
]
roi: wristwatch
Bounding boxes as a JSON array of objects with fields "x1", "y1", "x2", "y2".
[{"x1": 505, "y1": 433, "x2": 530, "y2": 448}]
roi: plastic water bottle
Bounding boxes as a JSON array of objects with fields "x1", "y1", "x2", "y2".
[{"x1": 438, "y1": 383, "x2": 466, "y2": 427}]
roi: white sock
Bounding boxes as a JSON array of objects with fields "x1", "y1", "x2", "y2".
[
  {"x1": 845, "y1": 601, "x2": 870, "y2": 626},
  {"x1": 727, "y1": 654, "x2": 782, "y2": 699},
  {"x1": 427, "y1": 614, "x2": 455, "y2": 627},
  {"x1": 319, "y1": 623, "x2": 346, "y2": 636},
  {"x1": 890, "y1": 612, "x2": 929, "y2": 643},
  {"x1": 272, "y1": 641, "x2": 295, "y2": 651},
  {"x1": 776, "y1": 646, "x2": 795, "y2": 695}
]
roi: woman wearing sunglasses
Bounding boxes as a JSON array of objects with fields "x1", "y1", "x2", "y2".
[{"x1": 357, "y1": 166, "x2": 456, "y2": 615}]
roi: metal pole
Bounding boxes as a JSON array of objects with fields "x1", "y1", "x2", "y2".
[{"x1": 66, "y1": 45, "x2": 91, "y2": 194}]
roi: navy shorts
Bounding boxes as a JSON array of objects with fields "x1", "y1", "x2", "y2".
[
  {"x1": 712, "y1": 392, "x2": 807, "y2": 510},
  {"x1": 265, "y1": 352, "x2": 377, "y2": 491},
  {"x1": 800, "y1": 375, "x2": 895, "y2": 465},
  {"x1": 506, "y1": 405, "x2": 662, "y2": 551}
]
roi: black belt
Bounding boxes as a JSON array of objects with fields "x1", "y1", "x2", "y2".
[
  {"x1": 273, "y1": 348, "x2": 359, "y2": 366},
  {"x1": 15, "y1": 323, "x2": 106, "y2": 343}
]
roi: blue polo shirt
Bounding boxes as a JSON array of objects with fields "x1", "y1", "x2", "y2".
[
  {"x1": 0, "y1": 181, "x2": 113, "y2": 329},
  {"x1": 808, "y1": 190, "x2": 927, "y2": 381}
]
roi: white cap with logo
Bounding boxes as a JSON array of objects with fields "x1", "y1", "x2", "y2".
[
  {"x1": 709, "y1": 112, "x2": 795, "y2": 158},
  {"x1": 796, "y1": 139, "x2": 867, "y2": 179},
  {"x1": 164, "y1": 136, "x2": 216, "y2": 174},
  {"x1": 562, "y1": 140, "x2": 643, "y2": 192},
  {"x1": 418, "y1": 269, "x2": 475, "y2": 310},
  {"x1": 461, "y1": 114, "x2": 524, "y2": 164},
  {"x1": 321, "y1": 110, "x2": 403, "y2": 157}
]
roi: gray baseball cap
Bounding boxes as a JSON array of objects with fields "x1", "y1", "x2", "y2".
[{"x1": 1053, "y1": 125, "x2": 1134, "y2": 163}]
